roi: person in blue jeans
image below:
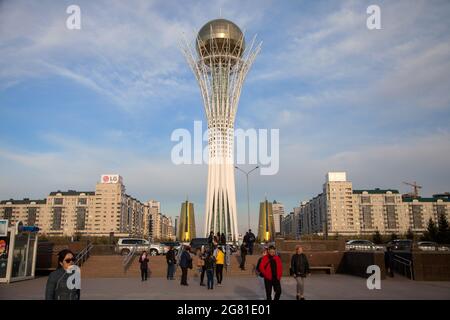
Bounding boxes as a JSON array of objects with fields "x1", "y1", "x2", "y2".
[
  {"x1": 166, "y1": 246, "x2": 176, "y2": 280},
  {"x1": 204, "y1": 250, "x2": 216, "y2": 290}
]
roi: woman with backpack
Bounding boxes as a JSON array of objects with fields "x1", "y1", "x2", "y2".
[{"x1": 290, "y1": 245, "x2": 310, "y2": 300}]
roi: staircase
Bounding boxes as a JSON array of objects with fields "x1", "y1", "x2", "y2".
[{"x1": 80, "y1": 254, "x2": 261, "y2": 278}]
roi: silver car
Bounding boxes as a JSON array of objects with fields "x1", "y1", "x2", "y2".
[
  {"x1": 115, "y1": 238, "x2": 163, "y2": 256},
  {"x1": 346, "y1": 240, "x2": 384, "y2": 251}
]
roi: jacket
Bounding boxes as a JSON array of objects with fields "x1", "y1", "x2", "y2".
[
  {"x1": 204, "y1": 255, "x2": 216, "y2": 270},
  {"x1": 166, "y1": 249, "x2": 176, "y2": 265},
  {"x1": 258, "y1": 254, "x2": 283, "y2": 281},
  {"x1": 214, "y1": 248, "x2": 225, "y2": 265},
  {"x1": 179, "y1": 251, "x2": 192, "y2": 268},
  {"x1": 45, "y1": 268, "x2": 80, "y2": 300},
  {"x1": 139, "y1": 255, "x2": 149, "y2": 270},
  {"x1": 290, "y1": 253, "x2": 310, "y2": 277}
]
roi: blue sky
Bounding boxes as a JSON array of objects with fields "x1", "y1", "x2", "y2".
[{"x1": 1, "y1": 0, "x2": 450, "y2": 235}]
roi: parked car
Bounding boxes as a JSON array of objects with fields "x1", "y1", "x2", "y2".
[
  {"x1": 115, "y1": 238, "x2": 163, "y2": 256},
  {"x1": 386, "y1": 239, "x2": 413, "y2": 251},
  {"x1": 345, "y1": 240, "x2": 384, "y2": 251},
  {"x1": 418, "y1": 241, "x2": 438, "y2": 251},
  {"x1": 160, "y1": 241, "x2": 181, "y2": 254},
  {"x1": 417, "y1": 241, "x2": 450, "y2": 252}
]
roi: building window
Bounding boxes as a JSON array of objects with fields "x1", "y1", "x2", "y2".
[
  {"x1": 362, "y1": 206, "x2": 373, "y2": 229},
  {"x1": 76, "y1": 207, "x2": 87, "y2": 230},
  {"x1": 3, "y1": 207, "x2": 13, "y2": 220},
  {"x1": 52, "y1": 207, "x2": 63, "y2": 230},
  {"x1": 78, "y1": 198, "x2": 87, "y2": 205},
  {"x1": 385, "y1": 196, "x2": 395, "y2": 204},
  {"x1": 385, "y1": 205, "x2": 397, "y2": 229},
  {"x1": 54, "y1": 198, "x2": 64, "y2": 205},
  {"x1": 27, "y1": 207, "x2": 37, "y2": 225},
  {"x1": 437, "y1": 205, "x2": 446, "y2": 217},
  {"x1": 412, "y1": 205, "x2": 423, "y2": 229},
  {"x1": 361, "y1": 196, "x2": 371, "y2": 204}
]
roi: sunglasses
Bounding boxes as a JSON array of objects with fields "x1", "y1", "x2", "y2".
[{"x1": 64, "y1": 258, "x2": 75, "y2": 263}]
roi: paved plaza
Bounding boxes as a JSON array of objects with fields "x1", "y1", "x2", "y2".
[{"x1": 1, "y1": 274, "x2": 450, "y2": 300}]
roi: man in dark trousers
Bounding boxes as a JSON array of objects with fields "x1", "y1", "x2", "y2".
[
  {"x1": 239, "y1": 242, "x2": 248, "y2": 270},
  {"x1": 258, "y1": 245, "x2": 282, "y2": 300},
  {"x1": 179, "y1": 245, "x2": 192, "y2": 286},
  {"x1": 166, "y1": 246, "x2": 176, "y2": 280},
  {"x1": 247, "y1": 229, "x2": 256, "y2": 255},
  {"x1": 290, "y1": 245, "x2": 310, "y2": 300}
]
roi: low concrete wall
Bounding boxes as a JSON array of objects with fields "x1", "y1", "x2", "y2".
[
  {"x1": 275, "y1": 239, "x2": 346, "y2": 252},
  {"x1": 413, "y1": 252, "x2": 450, "y2": 281},
  {"x1": 341, "y1": 251, "x2": 386, "y2": 279}
]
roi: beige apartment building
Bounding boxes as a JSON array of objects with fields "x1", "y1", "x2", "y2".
[
  {"x1": 282, "y1": 172, "x2": 450, "y2": 238},
  {"x1": 0, "y1": 174, "x2": 174, "y2": 240}
]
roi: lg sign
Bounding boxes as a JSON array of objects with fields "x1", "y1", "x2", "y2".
[{"x1": 101, "y1": 175, "x2": 121, "y2": 184}]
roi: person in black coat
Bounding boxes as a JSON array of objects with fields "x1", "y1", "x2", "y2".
[
  {"x1": 290, "y1": 245, "x2": 310, "y2": 300},
  {"x1": 45, "y1": 249, "x2": 80, "y2": 300},
  {"x1": 179, "y1": 245, "x2": 192, "y2": 286},
  {"x1": 166, "y1": 246, "x2": 176, "y2": 280},
  {"x1": 139, "y1": 251, "x2": 149, "y2": 281},
  {"x1": 240, "y1": 242, "x2": 248, "y2": 270},
  {"x1": 220, "y1": 233, "x2": 226, "y2": 245}
]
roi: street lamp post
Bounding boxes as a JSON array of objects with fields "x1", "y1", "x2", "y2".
[{"x1": 235, "y1": 165, "x2": 259, "y2": 232}]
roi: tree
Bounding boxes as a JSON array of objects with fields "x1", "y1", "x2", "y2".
[
  {"x1": 406, "y1": 228, "x2": 414, "y2": 240},
  {"x1": 372, "y1": 230, "x2": 383, "y2": 244},
  {"x1": 421, "y1": 218, "x2": 438, "y2": 242},
  {"x1": 437, "y1": 213, "x2": 450, "y2": 244},
  {"x1": 390, "y1": 233, "x2": 398, "y2": 241}
]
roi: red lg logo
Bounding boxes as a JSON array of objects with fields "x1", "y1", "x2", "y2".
[{"x1": 103, "y1": 176, "x2": 109, "y2": 183}]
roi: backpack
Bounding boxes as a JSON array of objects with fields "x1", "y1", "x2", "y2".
[{"x1": 255, "y1": 257, "x2": 264, "y2": 278}]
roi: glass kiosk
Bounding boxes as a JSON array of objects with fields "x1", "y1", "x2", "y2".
[{"x1": 0, "y1": 220, "x2": 39, "y2": 283}]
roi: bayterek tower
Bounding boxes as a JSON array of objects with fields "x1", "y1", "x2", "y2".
[{"x1": 182, "y1": 19, "x2": 261, "y2": 242}]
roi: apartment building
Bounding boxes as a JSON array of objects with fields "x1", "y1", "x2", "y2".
[{"x1": 282, "y1": 172, "x2": 450, "y2": 238}]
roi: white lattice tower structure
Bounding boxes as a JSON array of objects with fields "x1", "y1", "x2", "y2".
[{"x1": 181, "y1": 19, "x2": 261, "y2": 242}]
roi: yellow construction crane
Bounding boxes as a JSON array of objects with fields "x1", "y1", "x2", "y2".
[{"x1": 403, "y1": 181, "x2": 422, "y2": 198}]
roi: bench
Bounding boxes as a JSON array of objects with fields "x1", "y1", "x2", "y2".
[{"x1": 309, "y1": 266, "x2": 335, "y2": 274}]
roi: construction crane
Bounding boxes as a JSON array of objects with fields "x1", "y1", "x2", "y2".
[{"x1": 403, "y1": 181, "x2": 422, "y2": 198}]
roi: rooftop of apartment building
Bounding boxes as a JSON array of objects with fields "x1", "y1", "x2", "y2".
[
  {"x1": 353, "y1": 188, "x2": 400, "y2": 194},
  {"x1": 49, "y1": 190, "x2": 95, "y2": 196},
  {"x1": 0, "y1": 198, "x2": 47, "y2": 205}
]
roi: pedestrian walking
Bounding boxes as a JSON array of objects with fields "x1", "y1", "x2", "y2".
[
  {"x1": 220, "y1": 233, "x2": 226, "y2": 245},
  {"x1": 197, "y1": 248, "x2": 206, "y2": 286},
  {"x1": 239, "y1": 242, "x2": 248, "y2": 270},
  {"x1": 204, "y1": 250, "x2": 216, "y2": 290},
  {"x1": 385, "y1": 246, "x2": 395, "y2": 277},
  {"x1": 207, "y1": 231, "x2": 214, "y2": 249},
  {"x1": 179, "y1": 245, "x2": 193, "y2": 286},
  {"x1": 166, "y1": 246, "x2": 176, "y2": 280},
  {"x1": 258, "y1": 245, "x2": 282, "y2": 300},
  {"x1": 214, "y1": 245, "x2": 225, "y2": 286},
  {"x1": 247, "y1": 229, "x2": 256, "y2": 255},
  {"x1": 139, "y1": 251, "x2": 149, "y2": 281},
  {"x1": 45, "y1": 249, "x2": 80, "y2": 300},
  {"x1": 290, "y1": 245, "x2": 310, "y2": 300}
]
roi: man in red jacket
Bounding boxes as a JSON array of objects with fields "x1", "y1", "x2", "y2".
[{"x1": 258, "y1": 245, "x2": 282, "y2": 300}]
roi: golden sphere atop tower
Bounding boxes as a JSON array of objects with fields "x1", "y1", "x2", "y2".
[{"x1": 196, "y1": 19, "x2": 245, "y2": 64}]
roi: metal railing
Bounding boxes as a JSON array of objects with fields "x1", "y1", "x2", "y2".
[
  {"x1": 393, "y1": 254, "x2": 414, "y2": 280},
  {"x1": 123, "y1": 244, "x2": 138, "y2": 272},
  {"x1": 75, "y1": 242, "x2": 94, "y2": 267}
]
